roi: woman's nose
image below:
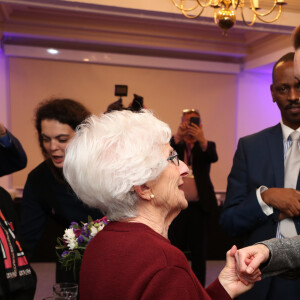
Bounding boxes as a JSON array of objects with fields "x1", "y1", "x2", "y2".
[
  {"x1": 179, "y1": 160, "x2": 189, "y2": 177},
  {"x1": 50, "y1": 140, "x2": 59, "y2": 150}
]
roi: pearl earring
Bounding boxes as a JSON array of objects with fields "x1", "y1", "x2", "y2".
[{"x1": 150, "y1": 194, "x2": 155, "y2": 199}]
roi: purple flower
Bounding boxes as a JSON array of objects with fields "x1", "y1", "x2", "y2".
[
  {"x1": 81, "y1": 227, "x2": 90, "y2": 238},
  {"x1": 77, "y1": 235, "x2": 85, "y2": 246},
  {"x1": 61, "y1": 251, "x2": 69, "y2": 258}
]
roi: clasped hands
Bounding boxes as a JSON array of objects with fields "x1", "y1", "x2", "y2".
[
  {"x1": 218, "y1": 245, "x2": 265, "y2": 299},
  {"x1": 218, "y1": 243, "x2": 269, "y2": 298}
]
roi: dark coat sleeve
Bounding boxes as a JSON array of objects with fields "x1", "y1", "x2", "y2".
[{"x1": 0, "y1": 130, "x2": 27, "y2": 177}]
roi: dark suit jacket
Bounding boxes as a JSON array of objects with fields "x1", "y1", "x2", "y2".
[
  {"x1": 220, "y1": 123, "x2": 300, "y2": 300},
  {"x1": 170, "y1": 137, "x2": 218, "y2": 213},
  {"x1": 0, "y1": 130, "x2": 27, "y2": 177}
]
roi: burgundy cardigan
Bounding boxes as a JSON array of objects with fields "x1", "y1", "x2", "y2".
[{"x1": 80, "y1": 221, "x2": 231, "y2": 300}]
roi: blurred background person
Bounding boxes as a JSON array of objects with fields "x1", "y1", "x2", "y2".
[
  {"x1": 0, "y1": 124, "x2": 36, "y2": 299},
  {"x1": 20, "y1": 98, "x2": 103, "y2": 283},
  {"x1": 0, "y1": 122, "x2": 27, "y2": 177},
  {"x1": 168, "y1": 109, "x2": 218, "y2": 286},
  {"x1": 63, "y1": 109, "x2": 256, "y2": 299}
]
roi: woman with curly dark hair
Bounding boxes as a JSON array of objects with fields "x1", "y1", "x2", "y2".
[{"x1": 20, "y1": 98, "x2": 103, "y2": 284}]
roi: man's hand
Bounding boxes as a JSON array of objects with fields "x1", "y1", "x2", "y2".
[
  {"x1": 235, "y1": 244, "x2": 269, "y2": 283},
  {"x1": 262, "y1": 188, "x2": 300, "y2": 217},
  {"x1": 0, "y1": 123, "x2": 7, "y2": 137}
]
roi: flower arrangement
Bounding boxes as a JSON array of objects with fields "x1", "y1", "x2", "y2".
[{"x1": 56, "y1": 216, "x2": 109, "y2": 279}]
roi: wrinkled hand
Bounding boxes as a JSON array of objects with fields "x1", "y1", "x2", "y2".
[
  {"x1": 262, "y1": 188, "x2": 300, "y2": 218},
  {"x1": 218, "y1": 245, "x2": 259, "y2": 299},
  {"x1": 235, "y1": 244, "x2": 268, "y2": 284},
  {"x1": 0, "y1": 123, "x2": 7, "y2": 137}
]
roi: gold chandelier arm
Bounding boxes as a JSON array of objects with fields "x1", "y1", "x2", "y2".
[
  {"x1": 171, "y1": 0, "x2": 199, "y2": 12},
  {"x1": 196, "y1": 0, "x2": 215, "y2": 8},
  {"x1": 182, "y1": 6, "x2": 205, "y2": 18},
  {"x1": 231, "y1": 0, "x2": 240, "y2": 10},
  {"x1": 214, "y1": 8, "x2": 218, "y2": 24},
  {"x1": 255, "y1": 5, "x2": 282, "y2": 23},
  {"x1": 250, "y1": 0, "x2": 278, "y2": 17},
  {"x1": 241, "y1": 6, "x2": 257, "y2": 26}
]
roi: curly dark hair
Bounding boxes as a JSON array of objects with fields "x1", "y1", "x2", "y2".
[{"x1": 35, "y1": 98, "x2": 90, "y2": 156}]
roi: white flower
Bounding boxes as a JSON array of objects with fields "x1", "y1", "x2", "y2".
[
  {"x1": 98, "y1": 223, "x2": 105, "y2": 231},
  {"x1": 67, "y1": 240, "x2": 77, "y2": 250},
  {"x1": 63, "y1": 228, "x2": 77, "y2": 250},
  {"x1": 90, "y1": 225, "x2": 98, "y2": 237}
]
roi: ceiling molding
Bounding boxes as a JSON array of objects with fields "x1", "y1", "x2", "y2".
[
  {"x1": 0, "y1": 0, "x2": 298, "y2": 71},
  {"x1": 3, "y1": 44, "x2": 241, "y2": 74}
]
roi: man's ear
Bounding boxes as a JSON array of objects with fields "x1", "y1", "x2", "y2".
[
  {"x1": 134, "y1": 184, "x2": 152, "y2": 201},
  {"x1": 270, "y1": 84, "x2": 276, "y2": 103}
]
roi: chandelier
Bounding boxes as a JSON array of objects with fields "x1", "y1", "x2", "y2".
[{"x1": 171, "y1": 0, "x2": 287, "y2": 34}]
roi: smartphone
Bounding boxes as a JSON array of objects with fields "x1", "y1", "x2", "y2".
[{"x1": 189, "y1": 116, "x2": 200, "y2": 126}]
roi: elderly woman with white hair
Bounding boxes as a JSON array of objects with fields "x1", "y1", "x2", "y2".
[{"x1": 63, "y1": 109, "x2": 258, "y2": 299}]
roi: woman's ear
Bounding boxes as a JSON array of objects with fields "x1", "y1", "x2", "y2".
[{"x1": 134, "y1": 184, "x2": 152, "y2": 201}]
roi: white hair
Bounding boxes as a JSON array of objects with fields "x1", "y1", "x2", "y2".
[{"x1": 63, "y1": 109, "x2": 171, "y2": 221}]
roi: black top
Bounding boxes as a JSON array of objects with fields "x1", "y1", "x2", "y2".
[{"x1": 20, "y1": 160, "x2": 103, "y2": 264}]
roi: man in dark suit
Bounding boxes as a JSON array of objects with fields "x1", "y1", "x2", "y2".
[
  {"x1": 168, "y1": 109, "x2": 218, "y2": 286},
  {"x1": 0, "y1": 122, "x2": 27, "y2": 176},
  {"x1": 220, "y1": 52, "x2": 300, "y2": 299}
]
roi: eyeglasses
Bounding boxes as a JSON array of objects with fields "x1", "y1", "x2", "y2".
[{"x1": 167, "y1": 150, "x2": 179, "y2": 166}]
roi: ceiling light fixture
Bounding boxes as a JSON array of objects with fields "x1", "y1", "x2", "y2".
[
  {"x1": 47, "y1": 48, "x2": 59, "y2": 55},
  {"x1": 171, "y1": 0, "x2": 287, "y2": 35}
]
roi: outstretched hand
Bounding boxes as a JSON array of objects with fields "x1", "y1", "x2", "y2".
[{"x1": 218, "y1": 245, "x2": 261, "y2": 299}]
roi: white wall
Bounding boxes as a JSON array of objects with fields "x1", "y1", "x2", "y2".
[
  {"x1": 8, "y1": 57, "x2": 237, "y2": 191},
  {"x1": 236, "y1": 70, "x2": 281, "y2": 147}
]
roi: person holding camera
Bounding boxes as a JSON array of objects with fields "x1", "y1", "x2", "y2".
[{"x1": 168, "y1": 109, "x2": 218, "y2": 286}]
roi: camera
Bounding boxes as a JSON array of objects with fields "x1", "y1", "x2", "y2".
[{"x1": 115, "y1": 85, "x2": 128, "y2": 97}]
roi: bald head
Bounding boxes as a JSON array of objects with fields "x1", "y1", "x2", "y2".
[
  {"x1": 293, "y1": 26, "x2": 300, "y2": 50},
  {"x1": 272, "y1": 52, "x2": 295, "y2": 83}
]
